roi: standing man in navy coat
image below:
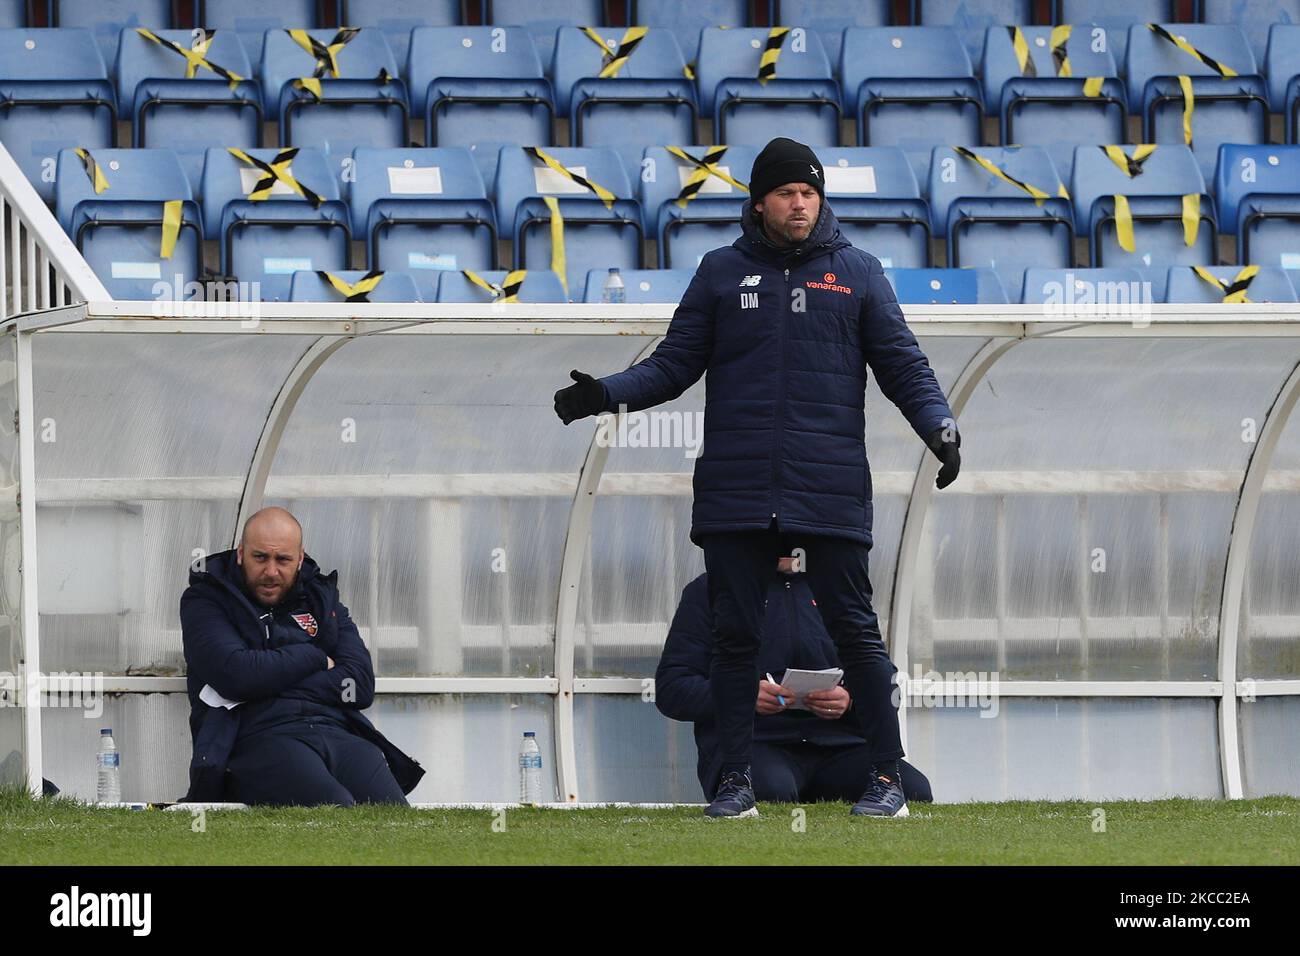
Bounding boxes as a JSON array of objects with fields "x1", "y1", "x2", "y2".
[{"x1": 554, "y1": 137, "x2": 961, "y2": 819}]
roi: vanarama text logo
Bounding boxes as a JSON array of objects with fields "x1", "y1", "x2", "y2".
[{"x1": 805, "y1": 272, "x2": 852, "y2": 295}]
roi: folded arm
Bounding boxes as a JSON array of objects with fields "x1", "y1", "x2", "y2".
[{"x1": 181, "y1": 593, "x2": 328, "y2": 702}]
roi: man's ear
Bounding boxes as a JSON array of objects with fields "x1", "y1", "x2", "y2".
[{"x1": 236, "y1": 547, "x2": 242, "y2": 566}]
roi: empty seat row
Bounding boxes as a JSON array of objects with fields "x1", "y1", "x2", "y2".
[
  {"x1": 25, "y1": 2, "x2": 1300, "y2": 75},
  {"x1": 889, "y1": 265, "x2": 1300, "y2": 304},
  {"x1": 284, "y1": 266, "x2": 696, "y2": 303},
  {"x1": 9, "y1": 20, "x2": 1300, "y2": 198},
  {"x1": 51, "y1": 141, "x2": 1300, "y2": 303}
]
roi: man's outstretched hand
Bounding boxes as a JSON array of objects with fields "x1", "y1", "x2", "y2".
[
  {"x1": 926, "y1": 426, "x2": 961, "y2": 489},
  {"x1": 554, "y1": 369, "x2": 607, "y2": 424}
]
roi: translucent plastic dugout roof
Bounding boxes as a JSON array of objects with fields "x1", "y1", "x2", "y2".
[{"x1": 6, "y1": 302, "x2": 1300, "y2": 804}]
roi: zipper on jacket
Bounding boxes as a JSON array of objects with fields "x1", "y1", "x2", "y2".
[
  {"x1": 771, "y1": 267, "x2": 790, "y2": 523},
  {"x1": 784, "y1": 579, "x2": 796, "y2": 654}
]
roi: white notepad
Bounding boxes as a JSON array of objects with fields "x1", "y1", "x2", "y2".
[{"x1": 777, "y1": 667, "x2": 844, "y2": 710}]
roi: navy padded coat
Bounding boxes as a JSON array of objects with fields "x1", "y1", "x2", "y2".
[{"x1": 598, "y1": 200, "x2": 957, "y2": 547}]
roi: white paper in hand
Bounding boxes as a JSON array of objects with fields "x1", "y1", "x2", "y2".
[
  {"x1": 778, "y1": 667, "x2": 844, "y2": 710},
  {"x1": 200, "y1": 683, "x2": 244, "y2": 710}
]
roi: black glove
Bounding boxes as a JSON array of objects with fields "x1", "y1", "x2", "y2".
[
  {"x1": 554, "y1": 369, "x2": 607, "y2": 425},
  {"x1": 926, "y1": 426, "x2": 961, "y2": 489}
]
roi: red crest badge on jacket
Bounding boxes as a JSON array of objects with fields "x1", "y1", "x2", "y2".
[{"x1": 292, "y1": 613, "x2": 318, "y2": 637}]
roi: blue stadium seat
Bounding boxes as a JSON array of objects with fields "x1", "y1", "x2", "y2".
[
  {"x1": 342, "y1": 0, "x2": 462, "y2": 66},
  {"x1": 814, "y1": 146, "x2": 931, "y2": 269},
  {"x1": 488, "y1": 0, "x2": 604, "y2": 69},
  {"x1": 51, "y1": 0, "x2": 172, "y2": 67},
  {"x1": 434, "y1": 268, "x2": 568, "y2": 302},
  {"x1": 1164, "y1": 264, "x2": 1297, "y2": 302},
  {"x1": 840, "y1": 27, "x2": 982, "y2": 186},
  {"x1": 1020, "y1": 266, "x2": 1150, "y2": 306},
  {"x1": 1265, "y1": 24, "x2": 1300, "y2": 128},
  {"x1": 582, "y1": 267, "x2": 695, "y2": 302},
  {"x1": 0, "y1": 28, "x2": 116, "y2": 204},
  {"x1": 1214, "y1": 144, "x2": 1300, "y2": 270},
  {"x1": 115, "y1": 28, "x2": 261, "y2": 191},
  {"x1": 494, "y1": 145, "x2": 642, "y2": 298},
  {"x1": 639, "y1": 144, "x2": 756, "y2": 269},
  {"x1": 55, "y1": 147, "x2": 202, "y2": 299},
  {"x1": 927, "y1": 145, "x2": 1073, "y2": 297},
  {"x1": 552, "y1": 27, "x2": 695, "y2": 175},
  {"x1": 884, "y1": 267, "x2": 1009, "y2": 303},
  {"x1": 915, "y1": 0, "x2": 1035, "y2": 69},
  {"x1": 775, "y1": 0, "x2": 892, "y2": 65},
  {"x1": 197, "y1": 0, "x2": 324, "y2": 69},
  {"x1": 695, "y1": 27, "x2": 839, "y2": 147},
  {"x1": 0, "y1": 2, "x2": 24, "y2": 28},
  {"x1": 630, "y1": 0, "x2": 750, "y2": 64},
  {"x1": 200, "y1": 146, "x2": 350, "y2": 301},
  {"x1": 1201, "y1": 0, "x2": 1300, "y2": 69},
  {"x1": 348, "y1": 147, "x2": 497, "y2": 279},
  {"x1": 260, "y1": 28, "x2": 406, "y2": 158},
  {"x1": 982, "y1": 24, "x2": 1125, "y2": 183},
  {"x1": 1125, "y1": 23, "x2": 1267, "y2": 180},
  {"x1": 408, "y1": 26, "x2": 554, "y2": 188},
  {"x1": 289, "y1": 268, "x2": 423, "y2": 302},
  {"x1": 1070, "y1": 143, "x2": 1215, "y2": 300},
  {"x1": 1054, "y1": 1, "x2": 1175, "y2": 66}
]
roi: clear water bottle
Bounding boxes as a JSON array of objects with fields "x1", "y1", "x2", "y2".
[
  {"x1": 518, "y1": 731, "x2": 543, "y2": 804},
  {"x1": 601, "y1": 267, "x2": 626, "y2": 304},
  {"x1": 96, "y1": 728, "x2": 120, "y2": 805}
]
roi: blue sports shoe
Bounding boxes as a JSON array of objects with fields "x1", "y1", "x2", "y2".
[
  {"x1": 705, "y1": 769, "x2": 759, "y2": 819},
  {"x1": 851, "y1": 771, "x2": 910, "y2": 818}
]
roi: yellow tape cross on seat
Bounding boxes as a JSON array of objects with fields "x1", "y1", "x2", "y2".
[
  {"x1": 462, "y1": 269, "x2": 527, "y2": 302},
  {"x1": 952, "y1": 146, "x2": 1069, "y2": 204},
  {"x1": 1099, "y1": 145, "x2": 1199, "y2": 252},
  {"x1": 667, "y1": 146, "x2": 749, "y2": 207},
  {"x1": 1146, "y1": 24, "x2": 1238, "y2": 146},
  {"x1": 228, "y1": 147, "x2": 325, "y2": 208},
  {"x1": 75, "y1": 149, "x2": 183, "y2": 258},
  {"x1": 579, "y1": 26, "x2": 648, "y2": 78},
  {"x1": 317, "y1": 270, "x2": 383, "y2": 302},
  {"x1": 135, "y1": 27, "x2": 244, "y2": 89},
  {"x1": 1192, "y1": 264, "x2": 1259, "y2": 303},
  {"x1": 287, "y1": 27, "x2": 361, "y2": 79}
]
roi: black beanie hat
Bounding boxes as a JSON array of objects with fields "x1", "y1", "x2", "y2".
[{"x1": 750, "y1": 137, "x2": 824, "y2": 202}]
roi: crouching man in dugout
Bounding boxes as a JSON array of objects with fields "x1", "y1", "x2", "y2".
[
  {"x1": 180, "y1": 507, "x2": 423, "y2": 806},
  {"x1": 656, "y1": 557, "x2": 933, "y2": 807}
]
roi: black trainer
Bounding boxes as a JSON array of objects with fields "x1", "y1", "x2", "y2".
[
  {"x1": 851, "y1": 771, "x2": 910, "y2": 818},
  {"x1": 705, "y1": 769, "x2": 759, "y2": 819}
]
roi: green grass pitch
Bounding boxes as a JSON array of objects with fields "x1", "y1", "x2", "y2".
[{"x1": 3, "y1": 790, "x2": 1299, "y2": 865}]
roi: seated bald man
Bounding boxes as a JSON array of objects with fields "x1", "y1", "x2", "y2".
[{"x1": 180, "y1": 507, "x2": 423, "y2": 806}]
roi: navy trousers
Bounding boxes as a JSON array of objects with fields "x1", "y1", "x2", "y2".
[
  {"x1": 702, "y1": 524, "x2": 903, "y2": 774},
  {"x1": 746, "y1": 743, "x2": 932, "y2": 804},
  {"x1": 225, "y1": 717, "x2": 409, "y2": 807}
]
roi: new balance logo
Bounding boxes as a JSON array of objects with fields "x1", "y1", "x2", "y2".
[{"x1": 739, "y1": 275, "x2": 761, "y2": 287}]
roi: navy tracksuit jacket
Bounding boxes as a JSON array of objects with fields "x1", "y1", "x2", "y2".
[
  {"x1": 597, "y1": 199, "x2": 956, "y2": 547},
  {"x1": 179, "y1": 549, "x2": 423, "y2": 802}
]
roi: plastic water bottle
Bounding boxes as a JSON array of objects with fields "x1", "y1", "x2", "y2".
[
  {"x1": 96, "y1": 728, "x2": 121, "y2": 805},
  {"x1": 602, "y1": 267, "x2": 626, "y2": 304},
  {"x1": 518, "y1": 731, "x2": 543, "y2": 804}
]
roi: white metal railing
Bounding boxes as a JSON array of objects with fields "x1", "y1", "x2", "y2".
[{"x1": 0, "y1": 142, "x2": 109, "y2": 320}]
